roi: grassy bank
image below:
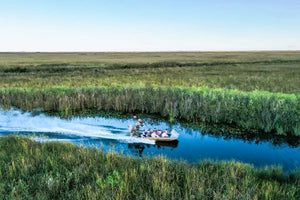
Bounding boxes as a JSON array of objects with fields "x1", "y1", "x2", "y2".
[
  {"x1": 0, "y1": 136, "x2": 299, "y2": 200},
  {"x1": 0, "y1": 86, "x2": 299, "y2": 135}
]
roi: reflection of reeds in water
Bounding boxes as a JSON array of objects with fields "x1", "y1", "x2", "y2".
[
  {"x1": 1, "y1": 136, "x2": 299, "y2": 199},
  {"x1": 0, "y1": 86, "x2": 299, "y2": 135}
]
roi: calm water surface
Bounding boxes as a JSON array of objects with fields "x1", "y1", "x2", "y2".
[{"x1": 0, "y1": 109, "x2": 299, "y2": 172}]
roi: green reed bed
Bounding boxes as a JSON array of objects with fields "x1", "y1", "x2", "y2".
[
  {"x1": 0, "y1": 136, "x2": 299, "y2": 200},
  {"x1": 0, "y1": 86, "x2": 299, "y2": 135}
]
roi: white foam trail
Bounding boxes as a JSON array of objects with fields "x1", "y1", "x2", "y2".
[{"x1": 0, "y1": 109, "x2": 155, "y2": 145}]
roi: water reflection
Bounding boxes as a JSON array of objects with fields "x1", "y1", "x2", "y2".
[
  {"x1": 128, "y1": 140, "x2": 179, "y2": 157},
  {"x1": 200, "y1": 131, "x2": 300, "y2": 148},
  {"x1": 1, "y1": 109, "x2": 300, "y2": 171},
  {"x1": 128, "y1": 144, "x2": 146, "y2": 157}
]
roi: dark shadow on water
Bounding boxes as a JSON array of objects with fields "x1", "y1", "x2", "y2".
[
  {"x1": 99, "y1": 125, "x2": 127, "y2": 130},
  {"x1": 128, "y1": 140, "x2": 179, "y2": 157},
  {"x1": 128, "y1": 144, "x2": 146, "y2": 157},
  {"x1": 156, "y1": 140, "x2": 179, "y2": 148},
  {"x1": 110, "y1": 130, "x2": 125, "y2": 134}
]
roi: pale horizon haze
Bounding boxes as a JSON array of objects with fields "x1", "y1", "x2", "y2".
[{"x1": 0, "y1": 0, "x2": 299, "y2": 52}]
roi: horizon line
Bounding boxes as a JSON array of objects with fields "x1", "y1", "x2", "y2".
[{"x1": 0, "y1": 50, "x2": 300, "y2": 53}]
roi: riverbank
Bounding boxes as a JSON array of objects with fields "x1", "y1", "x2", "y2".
[
  {"x1": 0, "y1": 136, "x2": 299, "y2": 199},
  {"x1": 1, "y1": 86, "x2": 299, "y2": 135}
]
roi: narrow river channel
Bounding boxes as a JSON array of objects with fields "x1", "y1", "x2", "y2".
[{"x1": 0, "y1": 109, "x2": 299, "y2": 172}]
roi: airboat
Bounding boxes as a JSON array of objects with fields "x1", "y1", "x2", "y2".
[{"x1": 128, "y1": 125, "x2": 179, "y2": 141}]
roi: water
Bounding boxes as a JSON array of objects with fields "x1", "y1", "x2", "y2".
[{"x1": 1, "y1": 109, "x2": 300, "y2": 172}]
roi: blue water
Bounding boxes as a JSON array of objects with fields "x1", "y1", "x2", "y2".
[{"x1": 0, "y1": 109, "x2": 299, "y2": 172}]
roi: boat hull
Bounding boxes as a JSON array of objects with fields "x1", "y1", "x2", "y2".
[{"x1": 145, "y1": 137, "x2": 178, "y2": 141}]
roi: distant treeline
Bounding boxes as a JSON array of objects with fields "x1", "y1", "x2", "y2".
[{"x1": 1, "y1": 86, "x2": 299, "y2": 135}]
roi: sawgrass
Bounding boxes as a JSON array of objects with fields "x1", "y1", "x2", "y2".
[
  {"x1": 0, "y1": 136, "x2": 299, "y2": 200},
  {"x1": 1, "y1": 86, "x2": 299, "y2": 135},
  {"x1": 1, "y1": 52, "x2": 300, "y2": 199},
  {"x1": 1, "y1": 63, "x2": 299, "y2": 94},
  {"x1": 1, "y1": 52, "x2": 300, "y2": 93}
]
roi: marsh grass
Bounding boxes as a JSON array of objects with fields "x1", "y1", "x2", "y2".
[
  {"x1": 1, "y1": 51, "x2": 300, "y2": 65},
  {"x1": 1, "y1": 52, "x2": 300, "y2": 93},
  {"x1": 1, "y1": 52, "x2": 300, "y2": 199},
  {"x1": 0, "y1": 86, "x2": 299, "y2": 135},
  {"x1": 0, "y1": 136, "x2": 299, "y2": 200},
  {"x1": 1, "y1": 62, "x2": 300, "y2": 93}
]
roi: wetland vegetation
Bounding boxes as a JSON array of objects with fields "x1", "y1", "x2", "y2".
[
  {"x1": 0, "y1": 86, "x2": 299, "y2": 135},
  {"x1": 1, "y1": 52, "x2": 300, "y2": 93},
  {"x1": 1, "y1": 136, "x2": 300, "y2": 200},
  {"x1": 1, "y1": 52, "x2": 300, "y2": 199}
]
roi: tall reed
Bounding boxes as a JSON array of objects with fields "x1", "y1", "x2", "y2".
[
  {"x1": 0, "y1": 136, "x2": 299, "y2": 199},
  {"x1": 0, "y1": 86, "x2": 299, "y2": 135}
]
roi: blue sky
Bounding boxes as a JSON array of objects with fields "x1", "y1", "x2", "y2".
[{"x1": 0, "y1": 0, "x2": 299, "y2": 51}]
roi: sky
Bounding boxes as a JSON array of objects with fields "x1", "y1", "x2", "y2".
[{"x1": 0, "y1": 0, "x2": 299, "y2": 51}]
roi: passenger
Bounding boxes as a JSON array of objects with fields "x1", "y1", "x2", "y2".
[
  {"x1": 146, "y1": 129, "x2": 152, "y2": 137},
  {"x1": 163, "y1": 129, "x2": 169, "y2": 136},
  {"x1": 162, "y1": 131, "x2": 168, "y2": 138},
  {"x1": 151, "y1": 130, "x2": 158, "y2": 138},
  {"x1": 157, "y1": 129, "x2": 162, "y2": 137}
]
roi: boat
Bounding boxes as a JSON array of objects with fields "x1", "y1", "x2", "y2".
[
  {"x1": 146, "y1": 130, "x2": 179, "y2": 141},
  {"x1": 145, "y1": 136, "x2": 178, "y2": 141},
  {"x1": 129, "y1": 125, "x2": 179, "y2": 141}
]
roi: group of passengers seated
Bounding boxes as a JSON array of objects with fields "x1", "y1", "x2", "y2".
[
  {"x1": 141, "y1": 128, "x2": 170, "y2": 138},
  {"x1": 132, "y1": 117, "x2": 170, "y2": 138}
]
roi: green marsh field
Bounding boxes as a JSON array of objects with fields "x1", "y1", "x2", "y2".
[
  {"x1": 1, "y1": 51, "x2": 300, "y2": 93},
  {"x1": 1, "y1": 52, "x2": 300, "y2": 199}
]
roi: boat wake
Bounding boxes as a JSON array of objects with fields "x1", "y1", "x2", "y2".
[{"x1": 0, "y1": 109, "x2": 155, "y2": 144}]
